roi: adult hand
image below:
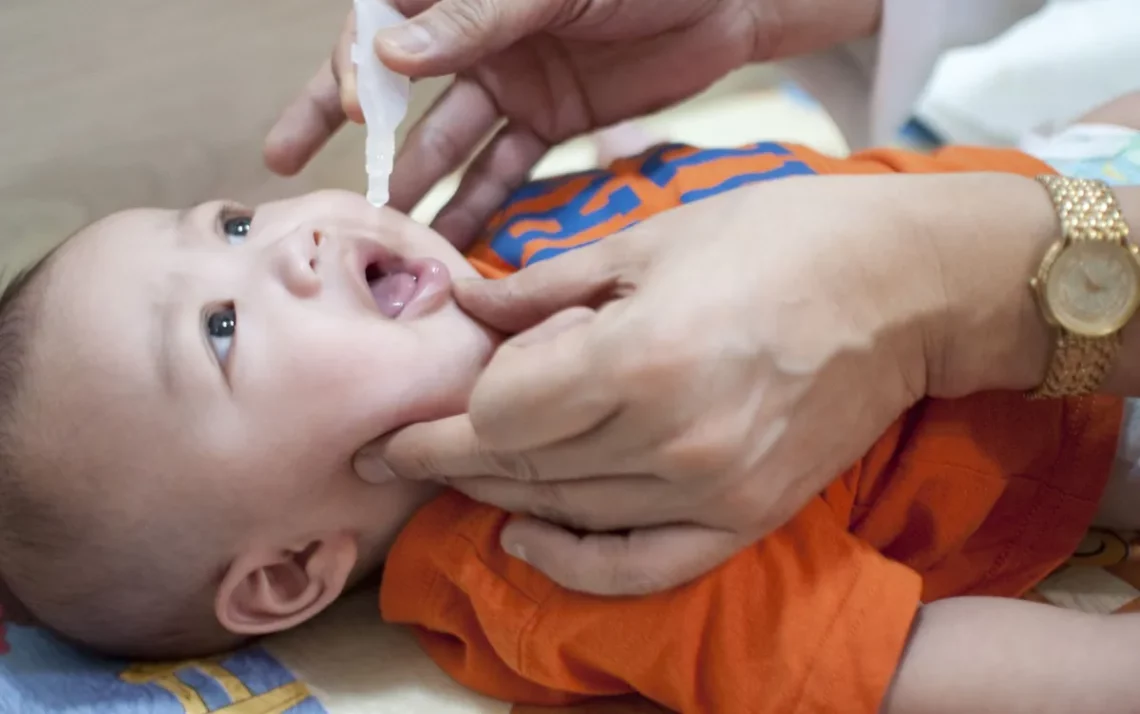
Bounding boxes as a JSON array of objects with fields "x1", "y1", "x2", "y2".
[
  {"x1": 356, "y1": 172, "x2": 1058, "y2": 596},
  {"x1": 264, "y1": 0, "x2": 880, "y2": 246}
]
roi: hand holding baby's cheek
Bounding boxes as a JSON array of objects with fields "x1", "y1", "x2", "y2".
[
  {"x1": 362, "y1": 305, "x2": 626, "y2": 485},
  {"x1": 359, "y1": 177, "x2": 949, "y2": 596}
]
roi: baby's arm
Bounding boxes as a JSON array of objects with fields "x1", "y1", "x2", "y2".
[
  {"x1": 883, "y1": 597, "x2": 1140, "y2": 714},
  {"x1": 1073, "y1": 91, "x2": 1140, "y2": 131}
]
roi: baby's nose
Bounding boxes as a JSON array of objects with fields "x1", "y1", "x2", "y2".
[{"x1": 272, "y1": 228, "x2": 325, "y2": 298}]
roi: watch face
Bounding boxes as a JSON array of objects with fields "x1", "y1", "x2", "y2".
[{"x1": 1045, "y1": 241, "x2": 1140, "y2": 336}]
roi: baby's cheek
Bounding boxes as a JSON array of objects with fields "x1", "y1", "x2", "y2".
[{"x1": 250, "y1": 311, "x2": 490, "y2": 461}]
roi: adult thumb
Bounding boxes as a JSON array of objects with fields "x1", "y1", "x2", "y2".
[
  {"x1": 499, "y1": 518, "x2": 744, "y2": 596},
  {"x1": 376, "y1": 0, "x2": 565, "y2": 76},
  {"x1": 454, "y1": 236, "x2": 643, "y2": 334}
]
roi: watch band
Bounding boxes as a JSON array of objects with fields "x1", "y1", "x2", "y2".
[
  {"x1": 1030, "y1": 175, "x2": 1130, "y2": 399},
  {"x1": 1031, "y1": 332, "x2": 1121, "y2": 399}
]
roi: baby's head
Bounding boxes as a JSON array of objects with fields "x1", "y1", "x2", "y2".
[{"x1": 0, "y1": 190, "x2": 496, "y2": 658}]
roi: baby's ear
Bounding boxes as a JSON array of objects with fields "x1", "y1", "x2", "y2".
[{"x1": 215, "y1": 532, "x2": 358, "y2": 636}]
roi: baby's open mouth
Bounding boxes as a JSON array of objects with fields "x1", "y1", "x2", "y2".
[
  {"x1": 355, "y1": 243, "x2": 453, "y2": 320},
  {"x1": 365, "y1": 261, "x2": 419, "y2": 319}
]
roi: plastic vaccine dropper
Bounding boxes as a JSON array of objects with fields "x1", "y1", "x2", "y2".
[{"x1": 353, "y1": 0, "x2": 411, "y2": 207}]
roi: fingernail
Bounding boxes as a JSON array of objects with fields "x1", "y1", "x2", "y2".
[
  {"x1": 508, "y1": 543, "x2": 528, "y2": 563},
  {"x1": 354, "y1": 451, "x2": 397, "y2": 484},
  {"x1": 377, "y1": 22, "x2": 432, "y2": 56}
]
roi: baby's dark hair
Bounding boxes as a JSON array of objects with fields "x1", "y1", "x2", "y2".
[{"x1": 0, "y1": 256, "x2": 61, "y2": 624}]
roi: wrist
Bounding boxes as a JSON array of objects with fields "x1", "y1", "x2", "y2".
[{"x1": 915, "y1": 173, "x2": 1059, "y2": 398}]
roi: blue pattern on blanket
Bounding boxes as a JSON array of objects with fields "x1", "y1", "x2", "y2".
[{"x1": 0, "y1": 624, "x2": 325, "y2": 713}]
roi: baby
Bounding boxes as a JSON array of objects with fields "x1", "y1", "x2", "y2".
[
  {"x1": 2, "y1": 93, "x2": 1140, "y2": 714},
  {"x1": 0, "y1": 190, "x2": 483, "y2": 657}
]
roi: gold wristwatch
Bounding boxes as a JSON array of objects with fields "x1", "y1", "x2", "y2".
[{"x1": 1029, "y1": 175, "x2": 1140, "y2": 399}]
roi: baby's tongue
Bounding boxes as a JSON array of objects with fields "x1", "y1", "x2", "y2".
[{"x1": 370, "y1": 272, "x2": 418, "y2": 318}]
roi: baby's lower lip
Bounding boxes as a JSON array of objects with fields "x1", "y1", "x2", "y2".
[{"x1": 397, "y1": 258, "x2": 452, "y2": 320}]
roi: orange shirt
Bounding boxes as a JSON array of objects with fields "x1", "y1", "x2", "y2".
[{"x1": 380, "y1": 143, "x2": 1125, "y2": 714}]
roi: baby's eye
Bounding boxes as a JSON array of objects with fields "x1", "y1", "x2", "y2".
[
  {"x1": 205, "y1": 305, "x2": 237, "y2": 367},
  {"x1": 221, "y1": 213, "x2": 253, "y2": 245}
]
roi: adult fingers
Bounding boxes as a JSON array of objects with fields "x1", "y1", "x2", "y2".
[
  {"x1": 449, "y1": 475, "x2": 684, "y2": 532},
  {"x1": 358, "y1": 411, "x2": 626, "y2": 486},
  {"x1": 264, "y1": 60, "x2": 348, "y2": 177},
  {"x1": 453, "y1": 233, "x2": 649, "y2": 333},
  {"x1": 377, "y1": 0, "x2": 570, "y2": 77},
  {"x1": 499, "y1": 519, "x2": 745, "y2": 596},
  {"x1": 430, "y1": 122, "x2": 549, "y2": 247},
  {"x1": 333, "y1": 9, "x2": 365, "y2": 124},
  {"x1": 387, "y1": 76, "x2": 499, "y2": 216},
  {"x1": 467, "y1": 308, "x2": 626, "y2": 449},
  {"x1": 361, "y1": 310, "x2": 618, "y2": 470},
  {"x1": 363, "y1": 396, "x2": 666, "y2": 483}
]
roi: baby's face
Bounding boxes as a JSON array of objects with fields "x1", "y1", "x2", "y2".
[{"x1": 25, "y1": 190, "x2": 494, "y2": 594}]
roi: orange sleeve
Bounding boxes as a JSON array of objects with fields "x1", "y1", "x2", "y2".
[
  {"x1": 838, "y1": 392, "x2": 1123, "y2": 601},
  {"x1": 380, "y1": 491, "x2": 922, "y2": 714}
]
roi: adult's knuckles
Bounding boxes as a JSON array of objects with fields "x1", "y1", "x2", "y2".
[
  {"x1": 413, "y1": 121, "x2": 471, "y2": 171},
  {"x1": 533, "y1": 486, "x2": 629, "y2": 532},
  {"x1": 434, "y1": 0, "x2": 501, "y2": 39},
  {"x1": 601, "y1": 557, "x2": 676, "y2": 596},
  {"x1": 602, "y1": 317, "x2": 700, "y2": 393},
  {"x1": 524, "y1": 484, "x2": 582, "y2": 526},
  {"x1": 658, "y1": 424, "x2": 747, "y2": 479},
  {"x1": 482, "y1": 448, "x2": 544, "y2": 482},
  {"x1": 383, "y1": 436, "x2": 451, "y2": 480}
]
